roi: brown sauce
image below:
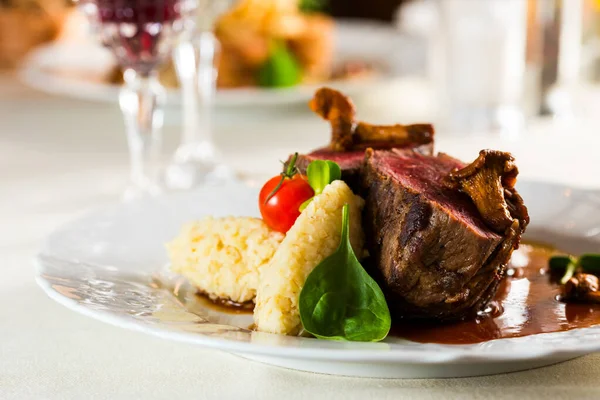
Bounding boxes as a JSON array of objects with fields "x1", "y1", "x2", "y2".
[
  {"x1": 194, "y1": 292, "x2": 254, "y2": 315},
  {"x1": 392, "y1": 243, "x2": 600, "y2": 344},
  {"x1": 180, "y1": 243, "x2": 600, "y2": 344}
]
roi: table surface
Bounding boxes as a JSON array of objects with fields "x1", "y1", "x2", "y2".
[{"x1": 2, "y1": 73, "x2": 600, "y2": 399}]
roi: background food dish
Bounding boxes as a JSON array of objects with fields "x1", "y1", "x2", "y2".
[
  {"x1": 107, "y1": 0, "x2": 337, "y2": 89},
  {"x1": 18, "y1": 20, "x2": 425, "y2": 106},
  {"x1": 0, "y1": 0, "x2": 67, "y2": 67}
]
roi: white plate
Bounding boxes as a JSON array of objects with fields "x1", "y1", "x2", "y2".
[
  {"x1": 35, "y1": 181, "x2": 600, "y2": 379},
  {"x1": 19, "y1": 20, "x2": 424, "y2": 107}
]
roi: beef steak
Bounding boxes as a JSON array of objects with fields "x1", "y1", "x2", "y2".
[
  {"x1": 286, "y1": 87, "x2": 529, "y2": 321},
  {"x1": 294, "y1": 142, "x2": 432, "y2": 191},
  {"x1": 361, "y1": 149, "x2": 529, "y2": 321}
]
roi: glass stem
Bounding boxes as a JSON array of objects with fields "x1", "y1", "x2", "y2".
[
  {"x1": 166, "y1": 29, "x2": 233, "y2": 190},
  {"x1": 119, "y1": 69, "x2": 165, "y2": 198},
  {"x1": 174, "y1": 31, "x2": 219, "y2": 150}
]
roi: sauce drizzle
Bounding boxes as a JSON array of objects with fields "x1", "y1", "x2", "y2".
[
  {"x1": 182, "y1": 244, "x2": 600, "y2": 344},
  {"x1": 392, "y1": 244, "x2": 600, "y2": 344},
  {"x1": 194, "y1": 292, "x2": 254, "y2": 314}
]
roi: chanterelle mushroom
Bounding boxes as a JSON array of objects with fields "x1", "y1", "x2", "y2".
[
  {"x1": 309, "y1": 87, "x2": 434, "y2": 152},
  {"x1": 443, "y1": 149, "x2": 530, "y2": 234},
  {"x1": 564, "y1": 273, "x2": 600, "y2": 303}
]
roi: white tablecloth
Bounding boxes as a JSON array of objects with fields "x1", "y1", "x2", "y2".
[{"x1": 2, "y1": 73, "x2": 600, "y2": 399}]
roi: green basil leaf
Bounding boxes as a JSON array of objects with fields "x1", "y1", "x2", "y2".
[
  {"x1": 325, "y1": 160, "x2": 342, "y2": 182},
  {"x1": 560, "y1": 259, "x2": 578, "y2": 285},
  {"x1": 306, "y1": 160, "x2": 342, "y2": 195},
  {"x1": 299, "y1": 204, "x2": 391, "y2": 342},
  {"x1": 550, "y1": 253, "x2": 600, "y2": 285},
  {"x1": 549, "y1": 255, "x2": 575, "y2": 271},
  {"x1": 299, "y1": 159, "x2": 340, "y2": 212},
  {"x1": 298, "y1": 198, "x2": 313, "y2": 212},
  {"x1": 579, "y1": 254, "x2": 600, "y2": 272}
]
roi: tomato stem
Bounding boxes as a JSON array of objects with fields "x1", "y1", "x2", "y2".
[
  {"x1": 285, "y1": 152, "x2": 299, "y2": 177},
  {"x1": 264, "y1": 152, "x2": 299, "y2": 203}
]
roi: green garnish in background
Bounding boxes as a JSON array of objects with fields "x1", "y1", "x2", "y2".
[
  {"x1": 257, "y1": 41, "x2": 302, "y2": 88},
  {"x1": 299, "y1": 204, "x2": 392, "y2": 342},
  {"x1": 299, "y1": 160, "x2": 342, "y2": 211},
  {"x1": 549, "y1": 253, "x2": 600, "y2": 284},
  {"x1": 300, "y1": 0, "x2": 327, "y2": 13}
]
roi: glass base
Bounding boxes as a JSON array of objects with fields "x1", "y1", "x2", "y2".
[
  {"x1": 122, "y1": 179, "x2": 163, "y2": 202},
  {"x1": 165, "y1": 141, "x2": 235, "y2": 189}
]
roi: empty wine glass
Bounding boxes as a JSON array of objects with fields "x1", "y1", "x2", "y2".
[
  {"x1": 79, "y1": 0, "x2": 195, "y2": 200},
  {"x1": 165, "y1": 0, "x2": 236, "y2": 190}
]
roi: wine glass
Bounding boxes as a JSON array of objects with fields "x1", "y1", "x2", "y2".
[
  {"x1": 165, "y1": 0, "x2": 236, "y2": 190},
  {"x1": 79, "y1": 0, "x2": 196, "y2": 200}
]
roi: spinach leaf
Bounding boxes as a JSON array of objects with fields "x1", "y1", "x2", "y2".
[{"x1": 299, "y1": 204, "x2": 391, "y2": 342}]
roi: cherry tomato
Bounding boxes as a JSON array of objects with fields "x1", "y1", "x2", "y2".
[{"x1": 259, "y1": 174, "x2": 314, "y2": 233}]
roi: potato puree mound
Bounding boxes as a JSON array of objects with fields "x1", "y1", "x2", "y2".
[
  {"x1": 254, "y1": 180, "x2": 365, "y2": 336},
  {"x1": 167, "y1": 217, "x2": 284, "y2": 303}
]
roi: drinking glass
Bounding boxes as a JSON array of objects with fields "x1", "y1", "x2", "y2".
[
  {"x1": 165, "y1": 0, "x2": 236, "y2": 190},
  {"x1": 430, "y1": 0, "x2": 528, "y2": 136},
  {"x1": 79, "y1": 0, "x2": 195, "y2": 199},
  {"x1": 535, "y1": 0, "x2": 584, "y2": 117}
]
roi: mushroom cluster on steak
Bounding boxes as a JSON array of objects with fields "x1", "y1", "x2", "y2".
[{"x1": 289, "y1": 88, "x2": 529, "y2": 321}]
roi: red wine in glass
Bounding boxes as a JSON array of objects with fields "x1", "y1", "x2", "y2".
[{"x1": 82, "y1": 0, "x2": 188, "y2": 75}]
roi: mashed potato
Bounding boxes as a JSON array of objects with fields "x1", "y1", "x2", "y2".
[
  {"x1": 167, "y1": 217, "x2": 284, "y2": 303},
  {"x1": 253, "y1": 180, "x2": 365, "y2": 336}
]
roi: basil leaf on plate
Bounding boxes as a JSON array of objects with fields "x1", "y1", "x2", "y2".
[
  {"x1": 299, "y1": 204, "x2": 391, "y2": 342},
  {"x1": 548, "y1": 255, "x2": 574, "y2": 271},
  {"x1": 299, "y1": 160, "x2": 342, "y2": 211},
  {"x1": 307, "y1": 160, "x2": 342, "y2": 195},
  {"x1": 579, "y1": 254, "x2": 600, "y2": 272},
  {"x1": 549, "y1": 253, "x2": 600, "y2": 284}
]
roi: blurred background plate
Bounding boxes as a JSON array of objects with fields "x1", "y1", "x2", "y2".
[{"x1": 18, "y1": 19, "x2": 425, "y2": 107}]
